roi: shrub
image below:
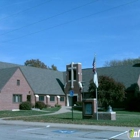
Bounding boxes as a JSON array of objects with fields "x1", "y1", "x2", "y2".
[
  {"x1": 46, "y1": 104, "x2": 51, "y2": 108},
  {"x1": 35, "y1": 101, "x2": 45, "y2": 110},
  {"x1": 76, "y1": 101, "x2": 82, "y2": 106},
  {"x1": 55, "y1": 104, "x2": 61, "y2": 108},
  {"x1": 125, "y1": 83, "x2": 140, "y2": 111},
  {"x1": 19, "y1": 101, "x2": 32, "y2": 110},
  {"x1": 73, "y1": 106, "x2": 82, "y2": 111}
]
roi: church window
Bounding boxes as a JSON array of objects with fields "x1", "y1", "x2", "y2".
[
  {"x1": 39, "y1": 96, "x2": 44, "y2": 101},
  {"x1": 60, "y1": 96, "x2": 64, "y2": 102},
  {"x1": 17, "y1": 80, "x2": 20, "y2": 86},
  {"x1": 50, "y1": 96, "x2": 55, "y2": 101},
  {"x1": 13, "y1": 94, "x2": 22, "y2": 103}
]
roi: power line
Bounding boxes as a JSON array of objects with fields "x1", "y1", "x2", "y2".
[
  {"x1": 2, "y1": 0, "x2": 139, "y2": 43},
  {"x1": 0, "y1": 0, "x2": 52, "y2": 21},
  {"x1": 0, "y1": 0, "x2": 98, "y2": 36}
]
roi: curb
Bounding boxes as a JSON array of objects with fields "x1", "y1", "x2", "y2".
[{"x1": 0, "y1": 119, "x2": 139, "y2": 132}]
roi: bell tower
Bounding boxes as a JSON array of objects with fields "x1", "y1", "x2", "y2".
[{"x1": 64, "y1": 62, "x2": 83, "y2": 106}]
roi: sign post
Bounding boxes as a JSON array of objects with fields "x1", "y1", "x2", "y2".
[{"x1": 69, "y1": 90, "x2": 74, "y2": 121}]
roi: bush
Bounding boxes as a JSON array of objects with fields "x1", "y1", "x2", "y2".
[
  {"x1": 35, "y1": 101, "x2": 45, "y2": 110},
  {"x1": 19, "y1": 101, "x2": 32, "y2": 110},
  {"x1": 75, "y1": 101, "x2": 82, "y2": 106},
  {"x1": 125, "y1": 84, "x2": 140, "y2": 111},
  {"x1": 73, "y1": 106, "x2": 82, "y2": 111},
  {"x1": 55, "y1": 104, "x2": 61, "y2": 108}
]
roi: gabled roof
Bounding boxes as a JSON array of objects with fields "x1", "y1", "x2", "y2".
[
  {"x1": 0, "y1": 61, "x2": 20, "y2": 69},
  {"x1": 19, "y1": 66, "x2": 65, "y2": 95},
  {"x1": 0, "y1": 67, "x2": 18, "y2": 90},
  {"x1": 0, "y1": 61, "x2": 65, "y2": 95},
  {"x1": 82, "y1": 65, "x2": 140, "y2": 91},
  {"x1": 0, "y1": 61, "x2": 139, "y2": 94}
]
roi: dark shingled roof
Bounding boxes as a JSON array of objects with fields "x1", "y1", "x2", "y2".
[
  {"x1": 82, "y1": 65, "x2": 140, "y2": 92},
  {"x1": 0, "y1": 61, "x2": 139, "y2": 94},
  {"x1": 0, "y1": 61, "x2": 65, "y2": 95},
  {"x1": 19, "y1": 66, "x2": 65, "y2": 95},
  {"x1": 0, "y1": 61, "x2": 20, "y2": 69},
  {"x1": 0, "y1": 67, "x2": 18, "y2": 90}
]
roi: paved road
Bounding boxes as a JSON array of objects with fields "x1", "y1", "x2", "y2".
[
  {"x1": 0, "y1": 124, "x2": 140, "y2": 140},
  {"x1": 0, "y1": 107, "x2": 139, "y2": 139}
]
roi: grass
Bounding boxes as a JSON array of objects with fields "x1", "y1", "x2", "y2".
[
  {"x1": 0, "y1": 107, "x2": 60, "y2": 118},
  {"x1": 2, "y1": 109, "x2": 140, "y2": 127},
  {"x1": 42, "y1": 107, "x2": 61, "y2": 112}
]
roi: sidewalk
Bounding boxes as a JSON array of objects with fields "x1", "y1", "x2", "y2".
[
  {"x1": 0, "y1": 106, "x2": 139, "y2": 132},
  {"x1": 46, "y1": 106, "x2": 72, "y2": 115}
]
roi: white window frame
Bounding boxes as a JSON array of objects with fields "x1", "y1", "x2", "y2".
[{"x1": 13, "y1": 94, "x2": 22, "y2": 103}]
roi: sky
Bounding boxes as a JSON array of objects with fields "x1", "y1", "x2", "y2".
[{"x1": 0, "y1": 0, "x2": 140, "y2": 71}]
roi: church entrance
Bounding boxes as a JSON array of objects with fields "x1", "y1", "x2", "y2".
[
  {"x1": 67, "y1": 94, "x2": 78, "y2": 106},
  {"x1": 27, "y1": 95, "x2": 31, "y2": 102}
]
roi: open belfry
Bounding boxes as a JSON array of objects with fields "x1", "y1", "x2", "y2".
[{"x1": 64, "y1": 62, "x2": 83, "y2": 106}]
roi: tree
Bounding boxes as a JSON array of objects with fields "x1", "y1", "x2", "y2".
[
  {"x1": 126, "y1": 83, "x2": 140, "y2": 111},
  {"x1": 51, "y1": 64, "x2": 57, "y2": 71},
  {"x1": 133, "y1": 63, "x2": 140, "y2": 67},
  {"x1": 24, "y1": 59, "x2": 58, "y2": 70},
  {"x1": 104, "y1": 57, "x2": 140, "y2": 67},
  {"x1": 88, "y1": 75, "x2": 126, "y2": 108},
  {"x1": 24, "y1": 59, "x2": 47, "y2": 69}
]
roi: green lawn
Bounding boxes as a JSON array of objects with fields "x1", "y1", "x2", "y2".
[
  {"x1": 2, "y1": 109, "x2": 140, "y2": 127},
  {"x1": 0, "y1": 107, "x2": 60, "y2": 118},
  {"x1": 42, "y1": 107, "x2": 61, "y2": 112}
]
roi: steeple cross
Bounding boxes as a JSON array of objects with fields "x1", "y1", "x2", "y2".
[{"x1": 68, "y1": 62, "x2": 76, "y2": 89}]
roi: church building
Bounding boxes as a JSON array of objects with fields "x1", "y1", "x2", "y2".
[{"x1": 0, "y1": 61, "x2": 140, "y2": 110}]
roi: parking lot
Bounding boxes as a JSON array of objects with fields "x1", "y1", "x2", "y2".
[{"x1": 0, "y1": 123, "x2": 138, "y2": 140}]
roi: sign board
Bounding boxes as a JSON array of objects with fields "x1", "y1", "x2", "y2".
[
  {"x1": 69, "y1": 90, "x2": 74, "y2": 97},
  {"x1": 85, "y1": 103, "x2": 92, "y2": 115}
]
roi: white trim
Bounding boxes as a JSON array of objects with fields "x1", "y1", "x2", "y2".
[
  {"x1": 64, "y1": 83, "x2": 67, "y2": 88},
  {"x1": 57, "y1": 96, "x2": 60, "y2": 98},
  {"x1": 68, "y1": 80, "x2": 76, "y2": 82},
  {"x1": 35, "y1": 95, "x2": 39, "y2": 97},
  {"x1": 78, "y1": 81, "x2": 83, "y2": 89},
  {"x1": 46, "y1": 95, "x2": 50, "y2": 98}
]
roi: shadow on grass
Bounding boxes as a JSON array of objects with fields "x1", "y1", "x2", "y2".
[{"x1": 61, "y1": 118, "x2": 73, "y2": 120}]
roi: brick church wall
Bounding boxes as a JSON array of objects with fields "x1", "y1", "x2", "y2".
[{"x1": 0, "y1": 68, "x2": 34, "y2": 110}]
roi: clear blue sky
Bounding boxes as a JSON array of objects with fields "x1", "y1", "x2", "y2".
[{"x1": 0, "y1": 0, "x2": 140, "y2": 71}]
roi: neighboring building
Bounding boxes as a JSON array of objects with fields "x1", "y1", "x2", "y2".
[{"x1": 0, "y1": 61, "x2": 140, "y2": 110}]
